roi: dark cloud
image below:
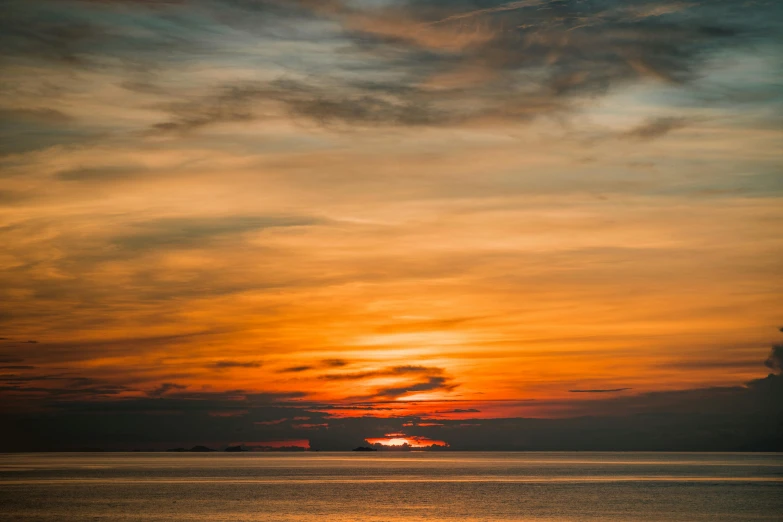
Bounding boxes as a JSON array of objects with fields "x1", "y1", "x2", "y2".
[
  {"x1": 0, "y1": 368, "x2": 781, "y2": 451},
  {"x1": 0, "y1": 0, "x2": 201, "y2": 66},
  {"x1": 0, "y1": 13, "x2": 103, "y2": 65},
  {"x1": 140, "y1": 0, "x2": 768, "y2": 131},
  {"x1": 319, "y1": 365, "x2": 459, "y2": 399},
  {"x1": 256, "y1": 359, "x2": 350, "y2": 374},
  {"x1": 390, "y1": 365, "x2": 442, "y2": 374},
  {"x1": 208, "y1": 360, "x2": 262, "y2": 370},
  {"x1": 321, "y1": 359, "x2": 348, "y2": 368},
  {"x1": 0, "y1": 373, "x2": 132, "y2": 402},
  {"x1": 0, "y1": 365, "x2": 36, "y2": 370},
  {"x1": 78, "y1": 0, "x2": 185, "y2": 4},
  {"x1": 1, "y1": 0, "x2": 773, "y2": 137},
  {"x1": 569, "y1": 388, "x2": 632, "y2": 393},
  {"x1": 0, "y1": 383, "x2": 129, "y2": 397},
  {"x1": 278, "y1": 365, "x2": 313, "y2": 373},
  {"x1": 321, "y1": 365, "x2": 441, "y2": 381},
  {"x1": 0, "y1": 126, "x2": 98, "y2": 156},
  {"x1": 622, "y1": 117, "x2": 689, "y2": 140},
  {"x1": 0, "y1": 331, "x2": 218, "y2": 366},
  {"x1": 147, "y1": 382, "x2": 187, "y2": 397},
  {"x1": 764, "y1": 344, "x2": 783, "y2": 373},
  {"x1": 51, "y1": 390, "x2": 309, "y2": 414},
  {"x1": 151, "y1": 79, "x2": 443, "y2": 134},
  {"x1": 375, "y1": 375, "x2": 457, "y2": 398},
  {"x1": 270, "y1": 79, "x2": 440, "y2": 127},
  {"x1": 151, "y1": 88, "x2": 259, "y2": 134}
]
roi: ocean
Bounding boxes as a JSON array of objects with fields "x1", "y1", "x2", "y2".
[{"x1": 1, "y1": 452, "x2": 781, "y2": 521}]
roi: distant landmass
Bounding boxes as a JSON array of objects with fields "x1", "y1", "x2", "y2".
[
  {"x1": 166, "y1": 446, "x2": 217, "y2": 453},
  {"x1": 352, "y1": 446, "x2": 378, "y2": 452}
]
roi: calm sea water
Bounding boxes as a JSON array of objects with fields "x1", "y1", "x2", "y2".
[{"x1": 1, "y1": 452, "x2": 781, "y2": 521}]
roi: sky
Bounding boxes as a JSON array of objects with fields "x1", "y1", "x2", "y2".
[{"x1": 0, "y1": 0, "x2": 782, "y2": 451}]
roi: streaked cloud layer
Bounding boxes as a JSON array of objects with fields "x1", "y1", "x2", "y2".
[{"x1": 0, "y1": 0, "x2": 781, "y2": 449}]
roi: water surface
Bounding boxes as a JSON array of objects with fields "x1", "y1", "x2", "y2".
[{"x1": 1, "y1": 452, "x2": 781, "y2": 521}]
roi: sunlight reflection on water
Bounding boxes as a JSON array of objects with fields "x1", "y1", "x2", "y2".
[{"x1": 1, "y1": 452, "x2": 782, "y2": 521}]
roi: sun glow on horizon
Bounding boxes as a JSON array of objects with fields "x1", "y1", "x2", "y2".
[{"x1": 366, "y1": 435, "x2": 449, "y2": 448}]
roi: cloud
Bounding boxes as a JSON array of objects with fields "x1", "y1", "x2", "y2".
[
  {"x1": 112, "y1": 215, "x2": 321, "y2": 251},
  {"x1": 0, "y1": 190, "x2": 33, "y2": 206},
  {"x1": 322, "y1": 359, "x2": 348, "y2": 368},
  {"x1": 0, "y1": 108, "x2": 72, "y2": 123},
  {"x1": 569, "y1": 388, "x2": 632, "y2": 393},
  {"x1": 764, "y1": 344, "x2": 783, "y2": 373},
  {"x1": 375, "y1": 375, "x2": 457, "y2": 398},
  {"x1": 622, "y1": 117, "x2": 689, "y2": 140},
  {"x1": 56, "y1": 165, "x2": 148, "y2": 182},
  {"x1": 0, "y1": 373, "x2": 132, "y2": 402},
  {"x1": 0, "y1": 0, "x2": 198, "y2": 67},
  {"x1": 281, "y1": 360, "x2": 351, "y2": 373},
  {"x1": 147, "y1": 382, "x2": 187, "y2": 397},
  {"x1": 1, "y1": 362, "x2": 781, "y2": 451},
  {"x1": 1, "y1": 0, "x2": 764, "y2": 140},
  {"x1": 0, "y1": 332, "x2": 218, "y2": 366},
  {"x1": 319, "y1": 365, "x2": 457, "y2": 399},
  {"x1": 135, "y1": 0, "x2": 757, "y2": 132},
  {"x1": 428, "y1": 0, "x2": 545, "y2": 25},
  {"x1": 374, "y1": 316, "x2": 482, "y2": 334},
  {"x1": 292, "y1": 422, "x2": 327, "y2": 429},
  {"x1": 255, "y1": 418, "x2": 288, "y2": 426},
  {"x1": 320, "y1": 365, "x2": 441, "y2": 381},
  {"x1": 79, "y1": 0, "x2": 184, "y2": 5},
  {"x1": 152, "y1": 79, "x2": 445, "y2": 133},
  {"x1": 208, "y1": 360, "x2": 262, "y2": 370},
  {"x1": 0, "y1": 11, "x2": 103, "y2": 65},
  {"x1": 279, "y1": 365, "x2": 314, "y2": 373}
]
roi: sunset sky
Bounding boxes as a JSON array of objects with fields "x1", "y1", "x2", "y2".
[{"x1": 1, "y1": 0, "x2": 781, "y2": 450}]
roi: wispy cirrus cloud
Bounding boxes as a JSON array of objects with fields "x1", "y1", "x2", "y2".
[{"x1": 111, "y1": 215, "x2": 323, "y2": 251}]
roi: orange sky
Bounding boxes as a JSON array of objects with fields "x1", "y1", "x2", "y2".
[{"x1": 0, "y1": 0, "x2": 782, "y2": 431}]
